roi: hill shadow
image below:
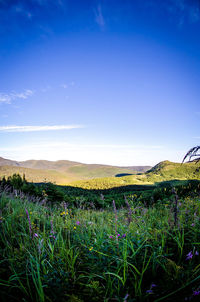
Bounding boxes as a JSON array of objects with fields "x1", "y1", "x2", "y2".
[{"x1": 115, "y1": 173, "x2": 133, "y2": 177}]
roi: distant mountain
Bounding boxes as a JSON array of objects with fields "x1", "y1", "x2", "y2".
[
  {"x1": 0, "y1": 157, "x2": 199, "y2": 188},
  {"x1": 0, "y1": 157, "x2": 20, "y2": 167},
  {"x1": 0, "y1": 156, "x2": 151, "y2": 184}
]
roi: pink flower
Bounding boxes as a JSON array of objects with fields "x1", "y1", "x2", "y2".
[
  {"x1": 76, "y1": 221, "x2": 80, "y2": 225},
  {"x1": 34, "y1": 233, "x2": 39, "y2": 238}
]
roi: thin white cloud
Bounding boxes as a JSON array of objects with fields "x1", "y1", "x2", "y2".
[
  {"x1": 94, "y1": 4, "x2": 105, "y2": 30},
  {"x1": 60, "y1": 84, "x2": 68, "y2": 89},
  {"x1": 0, "y1": 89, "x2": 34, "y2": 104},
  {"x1": 60, "y1": 82, "x2": 75, "y2": 89},
  {"x1": 0, "y1": 125, "x2": 84, "y2": 132},
  {"x1": 166, "y1": 0, "x2": 200, "y2": 25}
]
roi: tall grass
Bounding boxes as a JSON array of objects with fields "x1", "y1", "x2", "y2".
[{"x1": 0, "y1": 190, "x2": 200, "y2": 301}]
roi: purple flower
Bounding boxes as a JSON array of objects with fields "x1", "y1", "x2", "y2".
[
  {"x1": 151, "y1": 283, "x2": 157, "y2": 288},
  {"x1": 109, "y1": 235, "x2": 113, "y2": 239},
  {"x1": 193, "y1": 290, "x2": 200, "y2": 296},
  {"x1": 146, "y1": 289, "x2": 153, "y2": 294},
  {"x1": 117, "y1": 234, "x2": 120, "y2": 237},
  {"x1": 25, "y1": 208, "x2": 32, "y2": 236},
  {"x1": 191, "y1": 223, "x2": 195, "y2": 227},
  {"x1": 50, "y1": 220, "x2": 55, "y2": 234},
  {"x1": 34, "y1": 233, "x2": 39, "y2": 238},
  {"x1": 76, "y1": 221, "x2": 80, "y2": 225},
  {"x1": 195, "y1": 251, "x2": 199, "y2": 256},
  {"x1": 186, "y1": 251, "x2": 193, "y2": 260},
  {"x1": 122, "y1": 234, "x2": 126, "y2": 238}
]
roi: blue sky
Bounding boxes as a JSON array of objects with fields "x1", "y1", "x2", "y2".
[{"x1": 0, "y1": 0, "x2": 200, "y2": 166}]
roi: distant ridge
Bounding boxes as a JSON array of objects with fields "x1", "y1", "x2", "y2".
[{"x1": 0, "y1": 156, "x2": 152, "y2": 184}]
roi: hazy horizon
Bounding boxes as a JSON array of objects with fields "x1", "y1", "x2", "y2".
[{"x1": 0, "y1": 0, "x2": 199, "y2": 166}]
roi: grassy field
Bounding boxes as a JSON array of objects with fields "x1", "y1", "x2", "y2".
[{"x1": 1, "y1": 189, "x2": 200, "y2": 301}]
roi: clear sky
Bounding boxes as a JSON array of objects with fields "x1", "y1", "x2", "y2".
[{"x1": 0, "y1": 0, "x2": 200, "y2": 166}]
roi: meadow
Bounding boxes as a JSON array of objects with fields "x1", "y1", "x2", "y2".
[{"x1": 1, "y1": 173, "x2": 200, "y2": 301}]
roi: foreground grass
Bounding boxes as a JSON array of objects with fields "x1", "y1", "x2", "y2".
[{"x1": 0, "y1": 192, "x2": 200, "y2": 301}]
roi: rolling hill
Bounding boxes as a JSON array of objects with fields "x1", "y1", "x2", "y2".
[
  {"x1": 71, "y1": 160, "x2": 200, "y2": 189},
  {"x1": 0, "y1": 157, "x2": 151, "y2": 184}
]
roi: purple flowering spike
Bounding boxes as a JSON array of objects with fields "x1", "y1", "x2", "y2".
[
  {"x1": 186, "y1": 251, "x2": 193, "y2": 260},
  {"x1": 146, "y1": 289, "x2": 153, "y2": 294},
  {"x1": 193, "y1": 290, "x2": 200, "y2": 296},
  {"x1": 25, "y1": 208, "x2": 32, "y2": 236}
]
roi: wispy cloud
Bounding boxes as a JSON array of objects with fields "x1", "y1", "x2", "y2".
[
  {"x1": 165, "y1": 0, "x2": 200, "y2": 25},
  {"x1": 0, "y1": 125, "x2": 84, "y2": 132},
  {"x1": 94, "y1": 4, "x2": 105, "y2": 30},
  {"x1": 60, "y1": 81, "x2": 75, "y2": 89},
  {"x1": 0, "y1": 89, "x2": 34, "y2": 104}
]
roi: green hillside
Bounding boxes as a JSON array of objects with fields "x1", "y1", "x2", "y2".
[
  {"x1": 71, "y1": 160, "x2": 200, "y2": 189},
  {"x1": 0, "y1": 166, "x2": 76, "y2": 184},
  {"x1": 0, "y1": 156, "x2": 149, "y2": 184}
]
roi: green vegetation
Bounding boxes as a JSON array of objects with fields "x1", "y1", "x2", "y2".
[
  {"x1": 71, "y1": 160, "x2": 200, "y2": 190},
  {"x1": 1, "y1": 158, "x2": 200, "y2": 301},
  {"x1": 1, "y1": 181, "x2": 200, "y2": 301}
]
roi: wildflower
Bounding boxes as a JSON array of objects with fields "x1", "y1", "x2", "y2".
[
  {"x1": 89, "y1": 247, "x2": 93, "y2": 251},
  {"x1": 34, "y1": 233, "x2": 39, "y2": 238},
  {"x1": 186, "y1": 251, "x2": 193, "y2": 260},
  {"x1": 74, "y1": 226, "x2": 76, "y2": 230},
  {"x1": 109, "y1": 235, "x2": 113, "y2": 239},
  {"x1": 76, "y1": 221, "x2": 80, "y2": 225},
  {"x1": 50, "y1": 220, "x2": 55, "y2": 235},
  {"x1": 193, "y1": 290, "x2": 200, "y2": 296},
  {"x1": 191, "y1": 223, "x2": 195, "y2": 227},
  {"x1": 117, "y1": 234, "x2": 120, "y2": 237},
  {"x1": 146, "y1": 290, "x2": 153, "y2": 294},
  {"x1": 195, "y1": 251, "x2": 199, "y2": 256},
  {"x1": 151, "y1": 283, "x2": 157, "y2": 288},
  {"x1": 25, "y1": 208, "x2": 32, "y2": 236},
  {"x1": 122, "y1": 234, "x2": 126, "y2": 238}
]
